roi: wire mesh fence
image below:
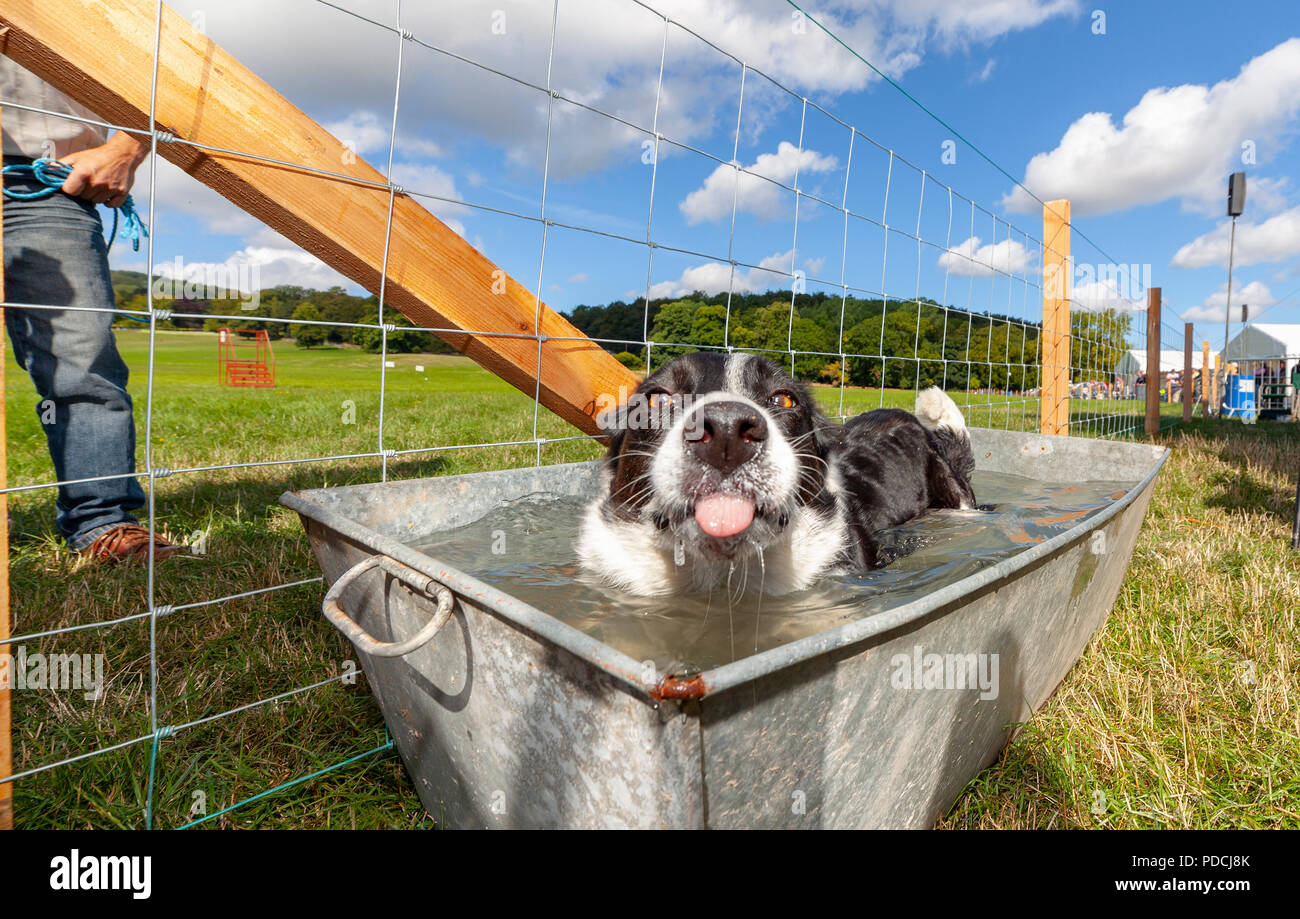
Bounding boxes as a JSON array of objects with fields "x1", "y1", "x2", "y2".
[{"x1": 1, "y1": 0, "x2": 1199, "y2": 827}]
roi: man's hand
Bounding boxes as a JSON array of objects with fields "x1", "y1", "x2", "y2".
[{"x1": 59, "y1": 132, "x2": 147, "y2": 207}]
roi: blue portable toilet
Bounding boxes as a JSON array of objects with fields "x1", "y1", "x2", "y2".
[{"x1": 1223, "y1": 374, "x2": 1257, "y2": 420}]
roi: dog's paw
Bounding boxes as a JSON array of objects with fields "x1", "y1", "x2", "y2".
[{"x1": 915, "y1": 386, "x2": 966, "y2": 431}]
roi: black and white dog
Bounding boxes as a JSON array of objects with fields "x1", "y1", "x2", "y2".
[{"x1": 576, "y1": 352, "x2": 976, "y2": 597}]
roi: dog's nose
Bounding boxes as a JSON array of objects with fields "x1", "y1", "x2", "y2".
[{"x1": 686, "y1": 401, "x2": 767, "y2": 475}]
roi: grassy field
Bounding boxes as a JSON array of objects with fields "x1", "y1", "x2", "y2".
[{"x1": 4, "y1": 329, "x2": 1293, "y2": 828}]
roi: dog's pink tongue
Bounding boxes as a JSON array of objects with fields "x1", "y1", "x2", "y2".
[{"x1": 694, "y1": 494, "x2": 755, "y2": 539}]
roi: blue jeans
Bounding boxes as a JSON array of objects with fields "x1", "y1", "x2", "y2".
[{"x1": 3, "y1": 168, "x2": 145, "y2": 550}]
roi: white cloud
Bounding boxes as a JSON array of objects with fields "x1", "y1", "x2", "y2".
[
  {"x1": 1180, "y1": 280, "x2": 1276, "y2": 322},
  {"x1": 970, "y1": 58, "x2": 997, "y2": 84},
  {"x1": 645, "y1": 249, "x2": 806, "y2": 299},
  {"x1": 136, "y1": 153, "x2": 467, "y2": 292},
  {"x1": 161, "y1": 0, "x2": 1078, "y2": 181},
  {"x1": 880, "y1": 0, "x2": 1080, "y2": 47},
  {"x1": 388, "y1": 162, "x2": 471, "y2": 236},
  {"x1": 680, "y1": 142, "x2": 838, "y2": 224},
  {"x1": 567, "y1": 272, "x2": 590, "y2": 283},
  {"x1": 106, "y1": 0, "x2": 1082, "y2": 302},
  {"x1": 322, "y1": 110, "x2": 447, "y2": 160},
  {"x1": 154, "y1": 244, "x2": 354, "y2": 293},
  {"x1": 134, "y1": 155, "x2": 262, "y2": 237},
  {"x1": 938, "y1": 235, "x2": 1033, "y2": 277},
  {"x1": 1071, "y1": 278, "x2": 1144, "y2": 313},
  {"x1": 1003, "y1": 38, "x2": 1300, "y2": 216},
  {"x1": 141, "y1": 153, "x2": 470, "y2": 241},
  {"x1": 1171, "y1": 205, "x2": 1300, "y2": 269},
  {"x1": 322, "y1": 111, "x2": 392, "y2": 158}
]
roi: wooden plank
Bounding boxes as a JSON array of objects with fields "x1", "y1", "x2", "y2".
[
  {"x1": 1201, "y1": 340, "x2": 1211, "y2": 418},
  {"x1": 1145, "y1": 287, "x2": 1161, "y2": 436},
  {"x1": 0, "y1": 1, "x2": 638, "y2": 436},
  {"x1": 1039, "y1": 199, "x2": 1070, "y2": 436},
  {"x1": 0, "y1": 103, "x2": 11, "y2": 830},
  {"x1": 1213, "y1": 354, "x2": 1221, "y2": 415},
  {"x1": 1183, "y1": 323, "x2": 1193, "y2": 422}
]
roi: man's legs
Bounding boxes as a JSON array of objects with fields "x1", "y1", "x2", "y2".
[{"x1": 3, "y1": 174, "x2": 146, "y2": 550}]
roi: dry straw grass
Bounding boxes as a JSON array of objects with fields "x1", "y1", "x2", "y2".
[{"x1": 941, "y1": 418, "x2": 1300, "y2": 828}]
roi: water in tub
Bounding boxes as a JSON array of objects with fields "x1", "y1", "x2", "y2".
[{"x1": 410, "y1": 470, "x2": 1133, "y2": 674}]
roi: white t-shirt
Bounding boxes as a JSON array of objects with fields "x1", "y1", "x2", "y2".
[{"x1": 0, "y1": 55, "x2": 108, "y2": 159}]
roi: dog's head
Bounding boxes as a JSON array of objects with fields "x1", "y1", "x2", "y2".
[{"x1": 593, "y1": 352, "x2": 838, "y2": 578}]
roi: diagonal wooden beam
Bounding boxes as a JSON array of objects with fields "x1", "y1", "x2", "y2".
[{"x1": 0, "y1": 0, "x2": 637, "y2": 435}]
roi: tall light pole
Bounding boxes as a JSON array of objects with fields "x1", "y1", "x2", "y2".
[
  {"x1": 1222, "y1": 220, "x2": 1237, "y2": 358},
  {"x1": 1220, "y1": 172, "x2": 1246, "y2": 415}
]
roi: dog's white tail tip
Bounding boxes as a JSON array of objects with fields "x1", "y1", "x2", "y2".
[{"x1": 915, "y1": 386, "x2": 966, "y2": 431}]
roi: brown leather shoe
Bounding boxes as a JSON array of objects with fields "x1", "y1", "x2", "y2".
[{"x1": 84, "y1": 524, "x2": 185, "y2": 563}]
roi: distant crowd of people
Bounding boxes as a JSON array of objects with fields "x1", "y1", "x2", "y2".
[
  {"x1": 1132, "y1": 370, "x2": 1191, "y2": 403},
  {"x1": 997, "y1": 362, "x2": 1300, "y2": 413},
  {"x1": 1126, "y1": 361, "x2": 1300, "y2": 411}
]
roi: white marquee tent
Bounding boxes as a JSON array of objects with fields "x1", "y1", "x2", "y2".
[
  {"x1": 1113, "y1": 349, "x2": 1204, "y2": 378},
  {"x1": 1222, "y1": 323, "x2": 1300, "y2": 364}
]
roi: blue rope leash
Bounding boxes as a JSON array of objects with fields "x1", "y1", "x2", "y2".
[
  {"x1": 2, "y1": 157, "x2": 149, "y2": 254},
  {"x1": 4, "y1": 157, "x2": 152, "y2": 323}
]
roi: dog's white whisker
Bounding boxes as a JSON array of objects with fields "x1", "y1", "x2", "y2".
[{"x1": 725, "y1": 561, "x2": 737, "y2": 661}]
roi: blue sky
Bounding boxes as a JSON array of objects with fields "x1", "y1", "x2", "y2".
[{"x1": 121, "y1": 0, "x2": 1300, "y2": 351}]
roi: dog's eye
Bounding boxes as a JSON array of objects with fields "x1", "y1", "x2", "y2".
[
  {"x1": 647, "y1": 390, "x2": 676, "y2": 410},
  {"x1": 768, "y1": 391, "x2": 797, "y2": 410}
]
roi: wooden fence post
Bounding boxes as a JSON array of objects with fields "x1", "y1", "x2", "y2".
[
  {"x1": 1145, "y1": 287, "x2": 1161, "y2": 437},
  {"x1": 1201, "y1": 340, "x2": 1211, "y2": 417},
  {"x1": 1183, "y1": 323, "x2": 1194, "y2": 422},
  {"x1": 1213, "y1": 354, "x2": 1222, "y2": 416},
  {"x1": 1040, "y1": 199, "x2": 1071, "y2": 436}
]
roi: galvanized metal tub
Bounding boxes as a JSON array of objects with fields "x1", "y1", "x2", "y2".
[{"x1": 282, "y1": 428, "x2": 1168, "y2": 828}]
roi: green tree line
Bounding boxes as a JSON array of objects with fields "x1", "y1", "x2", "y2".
[
  {"x1": 109, "y1": 271, "x2": 1133, "y2": 384},
  {"x1": 569, "y1": 289, "x2": 1134, "y2": 390},
  {"x1": 110, "y1": 271, "x2": 457, "y2": 354}
]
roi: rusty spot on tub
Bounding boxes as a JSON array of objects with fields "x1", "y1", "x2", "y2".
[
  {"x1": 651, "y1": 673, "x2": 708, "y2": 701},
  {"x1": 1111, "y1": 491, "x2": 1125, "y2": 500},
  {"x1": 1031, "y1": 508, "x2": 1091, "y2": 526},
  {"x1": 1001, "y1": 523, "x2": 1040, "y2": 545}
]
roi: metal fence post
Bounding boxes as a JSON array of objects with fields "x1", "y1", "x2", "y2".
[
  {"x1": 1292, "y1": 464, "x2": 1300, "y2": 551},
  {"x1": 0, "y1": 103, "x2": 11, "y2": 831}
]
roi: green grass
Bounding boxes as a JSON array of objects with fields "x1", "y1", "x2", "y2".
[
  {"x1": 5, "y1": 329, "x2": 1291, "y2": 828},
  {"x1": 6, "y1": 330, "x2": 599, "y2": 830},
  {"x1": 940, "y1": 418, "x2": 1300, "y2": 828}
]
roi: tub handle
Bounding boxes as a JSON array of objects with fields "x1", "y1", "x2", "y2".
[{"x1": 323, "y1": 555, "x2": 454, "y2": 658}]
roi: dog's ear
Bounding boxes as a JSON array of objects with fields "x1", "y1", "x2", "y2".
[
  {"x1": 778, "y1": 377, "x2": 838, "y2": 456},
  {"x1": 806, "y1": 397, "x2": 840, "y2": 458},
  {"x1": 594, "y1": 394, "x2": 628, "y2": 464},
  {"x1": 601, "y1": 391, "x2": 649, "y2": 469},
  {"x1": 602, "y1": 427, "x2": 627, "y2": 464}
]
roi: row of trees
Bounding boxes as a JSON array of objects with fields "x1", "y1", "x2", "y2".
[
  {"x1": 110, "y1": 271, "x2": 456, "y2": 353},
  {"x1": 570, "y1": 290, "x2": 1133, "y2": 390},
  {"x1": 110, "y1": 271, "x2": 1134, "y2": 382}
]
